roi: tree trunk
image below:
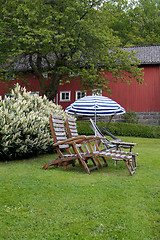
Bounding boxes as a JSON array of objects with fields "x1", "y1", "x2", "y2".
[
  {"x1": 29, "y1": 54, "x2": 65, "y2": 101},
  {"x1": 47, "y1": 72, "x2": 60, "y2": 101},
  {"x1": 29, "y1": 54, "x2": 46, "y2": 96},
  {"x1": 46, "y1": 59, "x2": 65, "y2": 101}
]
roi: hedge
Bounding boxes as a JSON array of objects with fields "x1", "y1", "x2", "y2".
[{"x1": 77, "y1": 121, "x2": 160, "y2": 139}]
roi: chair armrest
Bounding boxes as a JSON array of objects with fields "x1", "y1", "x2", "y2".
[
  {"x1": 84, "y1": 136, "x2": 101, "y2": 141},
  {"x1": 110, "y1": 140, "x2": 137, "y2": 146},
  {"x1": 53, "y1": 136, "x2": 86, "y2": 147}
]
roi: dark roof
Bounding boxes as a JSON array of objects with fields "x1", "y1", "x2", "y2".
[
  {"x1": 123, "y1": 45, "x2": 160, "y2": 64},
  {"x1": 3, "y1": 45, "x2": 160, "y2": 73}
]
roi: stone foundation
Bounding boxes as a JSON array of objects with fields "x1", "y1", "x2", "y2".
[
  {"x1": 76, "y1": 112, "x2": 160, "y2": 126},
  {"x1": 136, "y1": 112, "x2": 160, "y2": 126}
]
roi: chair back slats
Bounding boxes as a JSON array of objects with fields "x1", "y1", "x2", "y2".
[
  {"x1": 66, "y1": 117, "x2": 90, "y2": 153},
  {"x1": 43, "y1": 115, "x2": 78, "y2": 170},
  {"x1": 59, "y1": 144, "x2": 70, "y2": 149},
  {"x1": 54, "y1": 127, "x2": 65, "y2": 132},
  {"x1": 56, "y1": 137, "x2": 67, "y2": 142},
  {"x1": 70, "y1": 132, "x2": 78, "y2": 137},
  {"x1": 66, "y1": 118, "x2": 79, "y2": 138},
  {"x1": 50, "y1": 115, "x2": 69, "y2": 149},
  {"x1": 70, "y1": 128, "x2": 77, "y2": 133}
]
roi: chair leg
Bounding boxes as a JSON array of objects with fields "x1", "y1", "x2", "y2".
[
  {"x1": 72, "y1": 146, "x2": 97, "y2": 174},
  {"x1": 91, "y1": 157, "x2": 99, "y2": 169},
  {"x1": 131, "y1": 156, "x2": 137, "y2": 170},
  {"x1": 94, "y1": 156, "x2": 103, "y2": 168},
  {"x1": 62, "y1": 162, "x2": 67, "y2": 170},
  {"x1": 60, "y1": 160, "x2": 76, "y2": 169},
  {"x1": 100, "y1": 156, "x2": 108, "y2": 167},
  {"x1": 78, "y1": 157, "x2": 99, "y2": 174},
  {"x1": 112, "y1": 158, "x2": 117, "y2": 166},
  {"x1": 77, "y1": 157, "x2": 91, "y2": 174},
  {"x1": 124, "y1": 160, "x2": 135, "y2": 176},
  {"x1": 72, "y1": 162, "x2": 76, "y2": 167},
  {"x1": 42, "y1": 158, "x2": 75, "y2": 170},
  {"x1": 42, "y1": 159, "x2": 60, "y2": 170}
]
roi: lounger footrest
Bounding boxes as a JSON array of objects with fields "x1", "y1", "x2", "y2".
[
  {"x1": 111, "y1": 150, "x2": 138, "y2": 156},
  {"x1": 102, "y1": 163, "x2": 108, "y2": 167},
  {"x1": 89, "y1": 166, "x2": 99, "y2": 171}
]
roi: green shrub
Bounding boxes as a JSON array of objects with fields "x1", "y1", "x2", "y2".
[
  {"x1": 107, "y1": 122, "x2": 160, "y2": 138},
  {"x1": 0, "y1": 83, "x2": 70, "y2": 161},
  {"x1": 76, "y1": 121, "x2": 93, "y2": 135},
  {"x1": 77, "y1": 121, "x2": 160, "y2": 138},
  {"x1": 122, "y1": 110, "x2": 139, "y2": 124}
]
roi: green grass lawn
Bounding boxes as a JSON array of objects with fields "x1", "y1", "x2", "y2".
[{"x1": 0, "y1": 137, "x2": 159, "y2": 240}]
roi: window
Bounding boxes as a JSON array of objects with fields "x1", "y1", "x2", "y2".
[
  {"x1": 60, "y1": 91, "x2": 71, "y2": 102},
  {"x1": 42, "y1": 73, "x2": 48, "y2": 78},
  {"x1": 5, "y1": 73, "x2": 15, "y2": 81},
  {"x1": 69, "y1": 71, "x2": 79, "y2": 77},
  {"x1": 75, "y1": 91, "x2": 86, "y2": 100},
  {"x1": 30, "y1": 91, "x2": 39, "y2": 96},
  {"x1": 92, "y1": 89, "x2": 102, "y2": 96}
]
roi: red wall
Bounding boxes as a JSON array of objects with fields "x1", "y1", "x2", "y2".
[
  {"x1": 0, "y1": 64, "x2": 160, "y2": 112},
  {"x1": 104, "y1": 65, "x2": 160, "y2": 112},
  {"x1": 57, "y1": 64, "x2": 160, "y2": 112},
  {"x1": 0, "y1": 73, "x2": 41, "y2": 96}
]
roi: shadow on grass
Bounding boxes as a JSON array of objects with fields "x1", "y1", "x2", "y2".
[
  {"x1": 1, "y1": 152, "x2": 136, "y2": 177},
  {"x1": 44, "y1": 159, "x2": 132, "y2": 177}
]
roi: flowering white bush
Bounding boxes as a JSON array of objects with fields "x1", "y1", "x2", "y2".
[{"x1": 0, "y1": 83, "x2": 71, "y2": 160}]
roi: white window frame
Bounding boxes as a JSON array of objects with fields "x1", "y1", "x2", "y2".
[
  {"x1": 75, "y1": 90, "x2": 86, "y2": 100},
  {"x1": 5, "y1": 73, "x2": 15, "y2": 81},
  {"x1": 60, "y1": 91, "x2": 71, "y2": 102},
  {"x1": 30, "y1": 91, "x2": 39, "y2": 96},
  {"x1": 92, "y1": 89, "x2": 102, "y2": 96},
  {"x1": 42, "y1": 73, "x2": 48, "y2": 78},
  {"x1": 69, "y1": 71, "x2": 80, "y2": 77}
]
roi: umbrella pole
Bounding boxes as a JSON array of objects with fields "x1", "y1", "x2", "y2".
[
  {"x1": 94, "y1": 106, "x2": 96, "y2": 151},
  {"x1": 95, "y1": 104, "x2": 97, "y2": 125},
  {"x1": 106, "y1": 114, "x2": 116, "y2": 129},
  {"x1": 95, "y1": 105, "x2": 97, "y2": 135}
]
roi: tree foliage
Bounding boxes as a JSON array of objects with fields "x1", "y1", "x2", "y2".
[
  {"x1": 103, "y1": 0, "x2": 160, "y2": 46},
  {"x1": 0, "y1": 0, "x2": 143, "y2": 100}
]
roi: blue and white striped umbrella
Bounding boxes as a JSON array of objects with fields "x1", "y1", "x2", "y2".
[{"x1": 65, "y1": 95, "x2": 125, "y2": 123}]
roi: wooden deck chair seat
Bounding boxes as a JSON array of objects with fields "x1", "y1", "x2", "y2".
[
  {"x1": 66, "y1": 118, "x2": 136, "y2": 175},
  {"x1": 93, "y1": 137, "x2": 136, "y2": 175},
  {"x1": 102, "y1": 126, "x2": 136, "y2": 152},
  {"x1": 65, "y1": 117, "x2": 108, "y2": 168},
  {"x1": 90, "y1": 118, "x2": 137, "y2": 170},
  {"x1": 90, "y1": 118, "x2": 137, "y2": 151},
  {"x1": 43, "y1": 115, "x2": 99, "y2": 174}
]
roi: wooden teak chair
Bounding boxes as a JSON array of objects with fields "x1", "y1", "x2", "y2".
[
  {"x1": 43, "y1": 115, "x2": 99, "y2": 174},
  {"x1": 66, "y1": 117, "x2": 136, "y2": 176},
  {"x1": 90, "y1": 118, "x2": 137, "y2": 151},
  {"x1": 90, "y1": 118, "x2": 137, "y2": 170},
  {"x1": 65, "y1": 117, "x2": 108, "y2": 168}
]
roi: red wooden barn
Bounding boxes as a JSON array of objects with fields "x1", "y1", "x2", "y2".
[{"x1": 1, "y1": 46, "x2": 160, "y2": 124}]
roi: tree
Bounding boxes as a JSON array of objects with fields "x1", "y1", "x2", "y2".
[
  {"x1": 0, "y1": 0, "x2": 143, "y2": 100},
  {"x1": 128, "y1": 0, "x2": 160, "y2": 46},
  {"x1": 103, "y1": 0, "x2": 160, "y2": 46}
]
